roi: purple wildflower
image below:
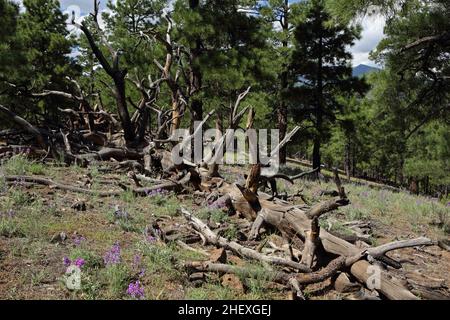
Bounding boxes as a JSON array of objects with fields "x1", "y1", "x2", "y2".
[
  {"x1": 74, "y1": 258, "x2": 85, "y2": 268},
  {"x1": 104, "y1": 242, "x2": 121, "y2": 266},
  {"x1": 73, "y1": 235, "x2": 86, "y2": 247},
  {"x1": 126, "y1": 281, "x2": 145, "y2": 299},
  {"x1": 63, "y1": 256, "x2": 71, "y2": 267},
  {"x1": 132, "y1": 254, "x2": 146, "y2": 278},
  {"x1": 132, "y1": 254, "x2": 142, "y2": 269},
  {"x1": 146, "y1": 235, "x2": 157, "y2": 244},
  {"x1": 63, "y1": 257, "x2": 85, "y2": 268}
]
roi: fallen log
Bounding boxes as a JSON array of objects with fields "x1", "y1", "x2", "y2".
[
  {"x1": 185, "y1": 255, "x2": 346, "y2": 286},
  {"x1": 181, "y1": 208, "x2": 311, "y2": 272},
  {"x1": 77, "y1": 147, "x2": 143, "y2": 161},
  {"x1": 0, "y1": 104, "x2": 47, "y2": 149}
]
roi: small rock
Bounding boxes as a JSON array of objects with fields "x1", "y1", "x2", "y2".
[
  {"x1": 221, "y1": 274, "x2": 244, "y2": 293},
  {"x1": 50, "y1": 232, "x2": 67, "y2": 243},
  {"x1": 71, "y1": 200, "x2": 86, "y2": 211},
  {"x1": 209, "y1": 248, "x2": 227, "y2": 263}
]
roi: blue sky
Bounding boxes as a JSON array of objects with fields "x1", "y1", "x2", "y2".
[{"x1": 17, "y1": 0, "x2": 386, "y2": 67}]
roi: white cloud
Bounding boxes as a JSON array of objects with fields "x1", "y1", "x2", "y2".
[
  {"x1": 350, "y1": 15, "x2": 385, "y2": 67},
  {"x1": 59, "y1": 0, "x2": 110, "y2": 15}
]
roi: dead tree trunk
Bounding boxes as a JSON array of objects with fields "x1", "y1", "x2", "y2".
[{"x1": 72, "y1": 3, "x2": 134, "y2": 143}]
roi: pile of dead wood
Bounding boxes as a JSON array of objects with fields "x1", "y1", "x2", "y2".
[{"x1": 0, "y1": 88, "x2": 447, "y2": 300}]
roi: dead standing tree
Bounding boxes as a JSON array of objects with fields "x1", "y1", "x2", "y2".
[{"x1": 72, "y1": 1, "x2": 135, "y2": 143}]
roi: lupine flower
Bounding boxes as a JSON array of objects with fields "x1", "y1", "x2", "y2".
[
  {"x1": 63, "y1": 257, "x2": 85, "y2": 269},
  {"x1": 138, "y1": 268, "x2": 146, "y2": 278},
  {"x1": 74, "y1": 258, "x2": 85, "y2": 268},
  {"x1": 73, "y1": 235, "x2": 86, "y2": 247},
  {"x1": 132, "y1": 254, "x2": 142, "y2": 269},
  {"x1": 144, "y1": 225, "x2": 159, "y2": 244},
  {"x1": 132, "y1": 254, "x2": 146, "y2": 278},
  {"x1": 126, "y1": 281, "x2": 145, "y2": 299},
  {"x1": 63, "y1": 256, "x2": 71, "y2": 267},
  {"x1": 104, "y1": 242, "x2": 121, "y2": 266}
]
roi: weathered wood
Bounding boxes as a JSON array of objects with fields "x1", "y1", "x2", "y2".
[
  {"x1": 185, "y1": 256, "x2": 346, "y2": 286},
  {"x1": 333, "y1": 272, "x2": 361, "y2": 293},
  {"x1": 300, "y1": 217, "x2": 320, "y2": 268},
  {"x1": 181, "y1": 208, "x2": 311, "y2": 272},
  {"x1": 0, "y1": 105, "x2": 47, "y2": 149},
  {"x1": 350, "y1": 260, "x2": 419, "y2": 300},
  {"x1": 244, "y1": 196, "x2": 429, "y2": 300}
]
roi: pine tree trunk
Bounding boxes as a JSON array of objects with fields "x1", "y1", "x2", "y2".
[
  {"x1": 313, "y1": 135, "x2": 321, "y2": 175},
  {"x1": 190, "y1": 0, "x2": 203, "y2": 123},
  {"x1": 344, "y1": 140, "x2": 351, "y2": 180},
  {"x1": 314, "y1": 31, "x2": 324, "y2": 175}
]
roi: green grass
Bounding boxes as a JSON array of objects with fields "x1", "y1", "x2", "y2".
[
  {"x1": 319, "y1": 219, "x2": 354, "y2": 237},
  {"x1": 1, "y1": 154, "x2": 46, "y2": 176},
  {"x1": 0, "y1": 217, "x2": 25, "y2": 237},
  {"x1": 186, "y1": 283, "x2": 235, "y2": 300},
  {"x1": 69, "y1": 247, "x2": 103, "y2": 269},
  {"x1": 148, "y1": 195, "x2": 180, "y2": 217},
  {"x1": 102, "y1": 264, "x2": 132, "y2": 299},
  {"x1": 197, "y1": 208, "x2": 230, "y2": 224}
]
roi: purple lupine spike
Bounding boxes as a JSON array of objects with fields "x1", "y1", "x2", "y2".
[
  {"x1": 63, "y1": 256, "x2": 71, "y2": 267},
  {"x1": 126, "y1": 281, "x2": 145, "y2": 299},
  {"x1": 104, "y1": 242, "x2": 121, "y2": 266}
]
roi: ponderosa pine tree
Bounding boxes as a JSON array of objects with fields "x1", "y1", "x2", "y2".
[
  {"x1": 0, "y1": 0, "x2": 21, "y2": 87},
  {"x1": 172, "y1": 0, "x2": 269, "y2": 127},
  {"x1": 251, "y1": 0, "x2": 304, "y2": 164},
  {"x1": 14, "y1": 0, "x2": 79, "y2": 122},
  {"x1": 287, "y1": 0, "x2": 365, "y2": 173}
]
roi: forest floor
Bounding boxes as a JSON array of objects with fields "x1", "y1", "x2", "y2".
[{"x1": 0, "y1": 155, "x2": 449, "y2": 300}]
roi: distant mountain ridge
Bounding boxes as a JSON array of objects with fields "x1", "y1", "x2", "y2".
[{"x1": 352, "y1": 64, "x2": 380, "y2": 77}]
